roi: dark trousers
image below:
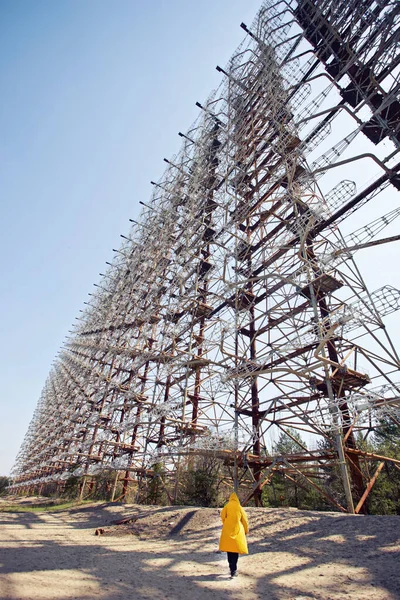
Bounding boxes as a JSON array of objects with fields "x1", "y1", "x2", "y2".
[{"x1": 227, "y1": 552, "x2": 239, "y2": 574}]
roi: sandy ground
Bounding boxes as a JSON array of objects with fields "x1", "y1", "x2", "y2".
[{"x1": 0, "y1": 498, "x2": 399, "y2": 600}]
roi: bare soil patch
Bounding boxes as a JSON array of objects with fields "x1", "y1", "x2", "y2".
[{"x1": 0, "y1": 501, "x2": 399, "y2": 600}]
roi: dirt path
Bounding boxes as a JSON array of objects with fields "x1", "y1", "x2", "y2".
[{"x1": 0, "y1": 503, "x2": 399, "y2": 600}]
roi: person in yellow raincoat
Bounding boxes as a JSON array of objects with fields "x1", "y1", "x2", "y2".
[{"x1": 219, "y1": 492, "x2": 249, "y2": 577}]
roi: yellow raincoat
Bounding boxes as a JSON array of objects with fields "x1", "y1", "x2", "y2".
[{"x1": 219, "y1": 492, "x2": 249, "y2": 554}]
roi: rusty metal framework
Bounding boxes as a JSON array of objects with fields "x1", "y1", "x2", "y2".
[{"x1": 11, "y1": 0, "x2": 400, "y2": 512}]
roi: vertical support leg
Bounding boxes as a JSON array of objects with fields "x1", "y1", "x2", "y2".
[{"x1": 111, "y1": 471, "x2": 119, "y2": 502}]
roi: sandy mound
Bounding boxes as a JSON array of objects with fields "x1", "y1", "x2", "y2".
[
  {"x1": 0, "y1": 502, "x2": 399, "y2": 600},
  {"x1": 96, "y1": 505, "x2": 220, "y2": 538}
]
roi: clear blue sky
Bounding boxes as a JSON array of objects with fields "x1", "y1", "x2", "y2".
[{"x1": 0, "y1": 0, "x2": 263, "y2": 475}]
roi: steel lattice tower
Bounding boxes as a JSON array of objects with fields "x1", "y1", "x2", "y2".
[{"x1": 11, "y1": 0, "x2": 400, "y2": 512}]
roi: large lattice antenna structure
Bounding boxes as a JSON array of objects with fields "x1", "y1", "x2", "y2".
[{"x1": 11, "y1": 0, "x2": 400, "y2": 513}]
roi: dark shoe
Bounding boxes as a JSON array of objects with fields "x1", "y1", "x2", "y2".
[{"x1": 230, "y1": 571, "x2": 238, "y2": 578}]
